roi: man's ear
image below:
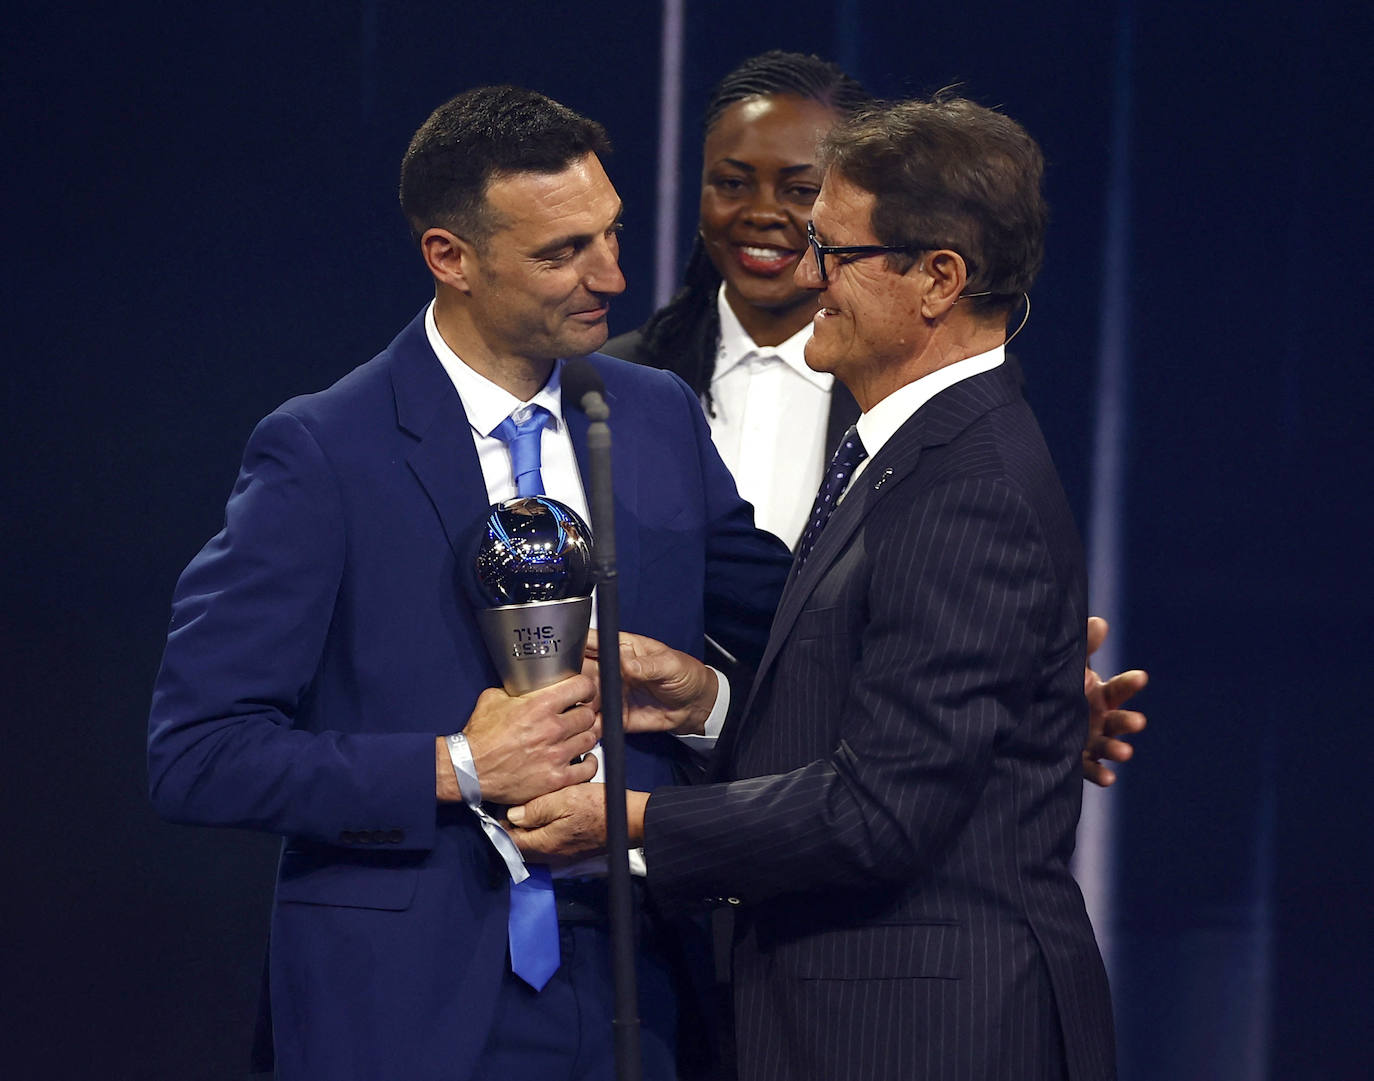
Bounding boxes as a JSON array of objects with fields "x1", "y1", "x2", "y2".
[
  {"x1": 920, "y1": 249, "x2": 968, "y2": 319},
  {"x1": 421, "y1": 228, "x2": 478, "y2": 293}
]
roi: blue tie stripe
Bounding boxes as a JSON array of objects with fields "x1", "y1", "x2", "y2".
[
  {"x1": 506, "y1": 865, "x2": 559, "y2": 989},
  {"x1": 495, "y1": 405, "x2": 551, "y2": 499}
]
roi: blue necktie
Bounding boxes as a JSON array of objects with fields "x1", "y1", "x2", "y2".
[
  {"x1": 495, "y1": 404, "x2": 551, "y2": 498},
  {"x1": 795, "y1": 425, "x2": 868, "y2": 565},
  {"x1": 506, "y1": 865, "x2": 559, "y2": 990},
  {"x1": 492, "y1": 401, "x2": 560, "y2": 989}
]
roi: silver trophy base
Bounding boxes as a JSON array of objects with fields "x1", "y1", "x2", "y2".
[{"x1": 476, "y1": 595, "x2": 592, "y2": 695}]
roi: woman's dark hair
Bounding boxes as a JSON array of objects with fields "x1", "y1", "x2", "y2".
[{"x1": 638, "y1": 51, "x2": 872, "y2": 400}]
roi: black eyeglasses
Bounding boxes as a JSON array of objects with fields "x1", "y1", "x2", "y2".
[{"x1": 806, "y1": 220, "x2": 931, "y2": 283}]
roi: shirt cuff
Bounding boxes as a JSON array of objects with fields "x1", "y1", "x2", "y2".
[{"x1": 672, "y1": 665, "x2": 729, "y2": 751}]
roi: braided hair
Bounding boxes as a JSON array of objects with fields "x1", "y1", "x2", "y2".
[{"x1": 638, "y1": 51, "x2": 873, "y2": 402}]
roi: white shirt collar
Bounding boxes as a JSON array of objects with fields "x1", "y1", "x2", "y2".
[
  {"x1": 424, "y1": 300, "x2": 566, "y2": 436},
  {"x1": 855, "y1": 344, "x2": 1006, "y2": 462},
  {"x1": 713, "y1": 285, "x2": 833, "y2": 392}
]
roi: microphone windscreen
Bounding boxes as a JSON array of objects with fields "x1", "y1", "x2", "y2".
[{"x1": 562, "y1": 357, "x2": 606, "y2": 414}]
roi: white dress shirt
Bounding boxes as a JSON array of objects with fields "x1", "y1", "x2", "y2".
[
  {"x1": 708, "y1": 286, "x2": 834, "y2": 550},
  {"x1": 847, "y1": 345, "x2": 1007, "y2": 495},
  {"x1": 426, "y1": 303, "x2": 592, "y2": 528}
]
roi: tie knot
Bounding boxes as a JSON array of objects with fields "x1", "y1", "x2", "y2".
[
  {"x1": 834, "y1": 426, "x2": 867, "y2": 472},
  {"x1": 495, "y1": 404, "x2": 551, "y2": 499},
  {"x1": 496, "y1": 403, "x2": 550, "y2": 444},
  {"x1": 824, "y1": 425, "x2": 868, "y2": 486}
]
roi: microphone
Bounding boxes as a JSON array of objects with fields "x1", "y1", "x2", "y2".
[
  {"x1": 562, "y1": 358, "x2": 616, "y2": 597},
  {"x1": 562, "y1": 356, "x2": 642, "y2": 1081}
]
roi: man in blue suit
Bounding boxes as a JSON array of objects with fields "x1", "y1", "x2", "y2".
[{"x1": 147, "y1": 86, "x2": 792, "y2": 1080}]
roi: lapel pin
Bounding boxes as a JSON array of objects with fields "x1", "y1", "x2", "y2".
[{"x1": 873, "y1": 468, "x2": 893, "y2": 491}]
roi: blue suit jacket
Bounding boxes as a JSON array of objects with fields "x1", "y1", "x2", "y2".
[
  {"x1": 148, "y1": 310, "x2": 791, "y2": 1079},
  {"x1": 645, "y1": 361, "x2": 1115, "y2": 1081}
]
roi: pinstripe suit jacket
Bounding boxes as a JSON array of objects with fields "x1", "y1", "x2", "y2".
[{"x1": 644, "y1": 360, "x2": 1115, "y2": 1081}]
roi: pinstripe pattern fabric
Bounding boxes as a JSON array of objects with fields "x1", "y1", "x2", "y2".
[{"x1": 645, "y1": 360, "x2": 1114, "y2": 1080}]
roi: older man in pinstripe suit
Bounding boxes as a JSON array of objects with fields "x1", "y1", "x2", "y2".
[{"x1": 512, "y1": 95, "x2": 1115, "y2": 1081}]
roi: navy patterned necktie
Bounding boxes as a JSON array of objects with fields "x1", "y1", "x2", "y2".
[
  {"x1": 795, "y1": 425, "x2": 868, "y2": 564},
  {"x1": 494, "y1": 404, "x2": 551, "y2": 498}
]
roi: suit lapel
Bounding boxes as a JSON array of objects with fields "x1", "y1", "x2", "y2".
[
  {"x1": 744, "y1": 424, "x2": 926, "y2": 707},
  {"x1": 390, "y1": 312, "x2": 490, "y2": 553}
]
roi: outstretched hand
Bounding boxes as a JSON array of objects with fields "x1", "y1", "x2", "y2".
[
  {"x1": 583, "y1": 629, "x2": 719, "y2": 736},
  {"x1": 1082, "y1": 616, "x2": 1148, "y2": 787}
]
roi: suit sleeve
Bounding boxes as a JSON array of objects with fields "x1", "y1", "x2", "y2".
[
  {"x1": 147, "y1": 410, "x2": 439, "y2": 849},
  {"x1": 644, "y1": 475, "x2": 1059, "y2": 906}
]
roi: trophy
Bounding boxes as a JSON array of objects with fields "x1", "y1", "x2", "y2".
[{"x1": 469, "y1": 496, "x2": 595, "y2": 694}]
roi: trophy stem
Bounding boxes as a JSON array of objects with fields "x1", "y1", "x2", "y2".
[{"x1": 475, "y1": 595, "x2": 592, "y2": 695}]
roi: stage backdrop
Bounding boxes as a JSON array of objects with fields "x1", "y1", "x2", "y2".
[{"x1": 5, "y1": 2, "x2": 1370, "y2": 1078}]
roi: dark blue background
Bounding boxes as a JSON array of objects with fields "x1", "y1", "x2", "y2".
[{"x1": 6, "y1": 2, "x2": 1371, "y2": 1077}]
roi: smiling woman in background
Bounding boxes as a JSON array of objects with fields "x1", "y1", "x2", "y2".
[{"x1": 605, "y1": 51, "x2": 871, "y2": 549}]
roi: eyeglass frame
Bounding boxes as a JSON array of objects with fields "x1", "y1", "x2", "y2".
[
  {"x1": 801, "y1": 220, "x2": 1033, "y2": 342},
  {"x1": 806, "y1": 219, "x2": 936, "y2": 284},
  {"x1": 804, "y1": 220, "x2": 1007, "y2": 311}
]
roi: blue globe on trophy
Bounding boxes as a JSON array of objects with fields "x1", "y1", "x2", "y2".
[
  {"x1": 472, "y1": 496, "x2": 594, "y2": 605},
  {"x1": 469, "y1": 497, "x2": 595, "y2": 693}
]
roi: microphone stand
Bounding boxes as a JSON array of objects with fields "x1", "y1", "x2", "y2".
[{"x1": 580, "y1": 381, "x2": 642, "y2": 1081}]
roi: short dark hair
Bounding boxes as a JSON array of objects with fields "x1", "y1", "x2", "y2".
[
  {"x1": 399, "y1": 85, "x2": 611, "y2": 246},
  {"x1": 820, "y1": 94, "x2": 1047, "y2": 315}
]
